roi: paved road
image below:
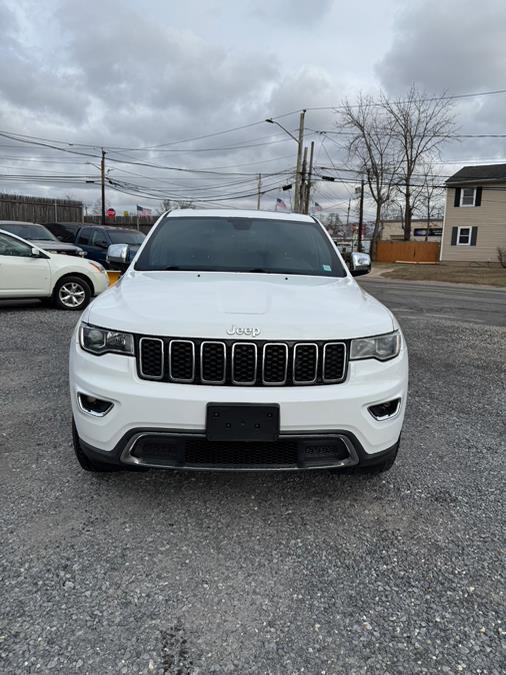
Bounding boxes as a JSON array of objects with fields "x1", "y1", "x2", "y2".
[
  {"x1": 359, "y1": 278, "x2": 506, "y2": 328},
  {"x1": 0, "y1": 282, "x2": 504, "y2": 674}
]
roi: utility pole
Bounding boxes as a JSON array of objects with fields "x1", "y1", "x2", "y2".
[
  {"x1": 100, "y1": 148, "x2": 106, "y2": 226},
  {"x1": 256, "y1": 173, "x2": 262, "y2": 210},
  {"x1": 357, "y1": 178, "x2": 365, "y2": 253},
  {"x1": 299, "y1": 146, "x2": 308, "y2": 215},
  {"x1": 294, "y1": 110, "x2": 306, "y2": 212},
  {"x1": 303, "y1": 140, "x2": 315, "y2": 214},
  {"x1": 265, "y1": 110, "x2": 305, "y2": 212}
]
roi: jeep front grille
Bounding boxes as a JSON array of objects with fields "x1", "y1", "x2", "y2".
[{"x1": 137, "y1": 337, "x2": 347, "y2": 386}]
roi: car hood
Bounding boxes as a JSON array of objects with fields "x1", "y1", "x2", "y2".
[
  {"x1": 86, "y1": 271, "x2": 394, "y2": 340},
  {"x1": 30, "y1": 239, "x2": 82, "y2": 253}
]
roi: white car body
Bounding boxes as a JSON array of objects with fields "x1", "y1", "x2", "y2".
[
  {"x1": 0, "y1": 228, "x2": 109, "y2": 301},
  {"x1": 70, "y1": 209, "x2": 408, "y2": 472}
]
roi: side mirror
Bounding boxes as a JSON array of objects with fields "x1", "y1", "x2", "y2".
[
  {"x1": 350, "y1": 252, "x2": 371, "y2": 276},
  {"x1": 107, "y1": 243, "x2": 129, "y2": 265},
  {"x1": 31, "y1": 247, "x2": 45, "y2": 258}
]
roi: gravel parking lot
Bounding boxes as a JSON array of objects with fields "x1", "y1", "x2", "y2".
[{"x1": 1, "y1": 283, "x2": 504, "y2": 674}]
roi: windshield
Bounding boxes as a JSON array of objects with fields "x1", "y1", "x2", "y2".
[
  {"x1": 135, "y1": 216, "x2": 346, "y2": 277},
  {"x1": 3, "y1": 223, "x2": 57, "y2": 241},
  {"x1": 109, "y1": 230, "x2": 145, "y2": 245}
]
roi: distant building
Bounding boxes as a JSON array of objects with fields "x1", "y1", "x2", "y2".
[
  {"x1": 380, "y1": 218, "x2": 443, "y2": 242},
  {"x1": 441, "y1": 163, "x2": 506, "y2": 263}
]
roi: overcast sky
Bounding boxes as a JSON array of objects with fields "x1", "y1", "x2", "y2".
[{"x1": 1, "y1": 0, "x2": 506, "y2": 218}]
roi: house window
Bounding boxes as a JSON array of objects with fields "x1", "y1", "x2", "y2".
[
  {"x1": 457, "y1": 226, "x2": 471, "y2": 245},
  {"x1": 460, "y1": 188, "x2": 476, "y2": 206}
]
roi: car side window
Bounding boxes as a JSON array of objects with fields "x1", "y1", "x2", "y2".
[
  {"x1": 77, "y1": 228, "x2": 91, "y2": 245},
  {"x1": 91, "y1": 229, "x2": 109, "y2": 249},
  {"x1": 0, "y1": 233, "x2": 34, "y2": 257}
]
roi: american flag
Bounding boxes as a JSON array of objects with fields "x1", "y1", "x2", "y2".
[
  {"x1": 136, "y1": 204, "x2": 152, "y2": 216},
  {"x1": 313, "y1": 202, "x2": 322, "y2": 213},
  {"x1": 275, "y1": 197, "x2": 288, "y2": 211}
]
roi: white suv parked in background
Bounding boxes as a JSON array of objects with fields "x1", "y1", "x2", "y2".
[
  {"x1": 0, "y1": 229, "x2": 109, "y2": 310},
  {"x1": 70, "y1": 210, "x2": 408, "y2": 473}
]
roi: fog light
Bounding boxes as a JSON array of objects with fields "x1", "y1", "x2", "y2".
[
  {"x1": 78, "y1": 393, "x2": 114, "y2": 417},
  {"x1": 368, "y1": 398, "x2": 401, "y2": 421}
]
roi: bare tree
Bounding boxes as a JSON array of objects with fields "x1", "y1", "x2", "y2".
[
  {"x1": 158, "y1": 199, "x2": 173, "y2": 214},
  {"x1": 91, "y1": 198, "x2": 111, "y2": 215},
  {"x1": 381, "y1": 85, "x2": 456, "y2": 240},
  {"x1": 176, "y1": 200, "x2": 195, "y2": 210},
  {"x1": 415, "y1": 162, "x2": 445, "y2": 241},
  {"x1": 340, "y1": 94, "x2": 401, "y2": 257}
]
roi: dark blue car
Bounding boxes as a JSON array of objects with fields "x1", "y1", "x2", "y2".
[{"x1": 74, "y1": 226, "x2": 145, "y2": 267}]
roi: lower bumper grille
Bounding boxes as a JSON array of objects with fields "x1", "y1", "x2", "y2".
[{"x1": 125, "y1": 433, "x2": 357, "y2": 470}]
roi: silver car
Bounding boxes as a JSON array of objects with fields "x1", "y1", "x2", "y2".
[{"x1": 0, "y1": 221, "x2": 85, "y2": 257}]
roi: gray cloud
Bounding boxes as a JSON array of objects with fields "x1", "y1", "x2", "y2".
[
  {"x1": 0, "y1": 0, "x2": 504, "y2": 216},
  {"x1": 375, "y1": 0, "x2": 506, "y2": 170},
  {"x1": 376, "y1": 0, "x2": 506, "y2": 94},
  {"x1": 249, "y1": 0, "x2": 334, "y2": 26},
  {"x1": 0, "y1": 3, "x2": 89, "y2": 123}
]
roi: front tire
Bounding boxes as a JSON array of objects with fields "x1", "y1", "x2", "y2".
[
  {"x1": 53, "y1": 276, "x2": 91, "y2": 311},
  {"x1": 72, "y1": 420, "x2": 121, "y2": 472}
]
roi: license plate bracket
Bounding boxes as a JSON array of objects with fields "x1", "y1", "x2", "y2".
[{"x1": 206, "y1": 403, "x2": 280, "y2": 442}]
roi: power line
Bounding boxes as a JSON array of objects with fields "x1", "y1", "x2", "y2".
[
  {"x1": 1, "y1": 86, "x2": 505, "y2": 154},
  {"x1": 312, "y1": 129, "x2": 506, "y2": 139},
  {"x1": 279, "y1": 88, "x2": 506, "y2": 115}
]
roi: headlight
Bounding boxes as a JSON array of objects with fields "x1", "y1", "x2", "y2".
[
  {"x1": 80, "y1": 323, "x2": 134, "y2": 356},
  {"x1": 350, "y1": 330, "x2": 401, "y2": 361}
]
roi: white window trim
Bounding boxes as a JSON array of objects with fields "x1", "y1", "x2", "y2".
[
  {"x1": 457, "y1": 226, "x2": 472, "y2": 246},
  {"x1": 460, "y1": 187, "x2": 476, "y2": 207}
]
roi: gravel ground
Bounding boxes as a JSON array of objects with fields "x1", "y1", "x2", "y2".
[{"x1": 0, "y1": 287, "x2": 505, "y2": 675}]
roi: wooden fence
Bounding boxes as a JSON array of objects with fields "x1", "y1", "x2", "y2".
[
  {"x1": 0, "y1": 193, "x2": 83, "y2": 223},
  {"x1": 375, "y1": 241, "x2": 440, "y2": 263}
]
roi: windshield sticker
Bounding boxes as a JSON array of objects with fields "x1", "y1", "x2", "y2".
[{"x1": 323, "y1": 264, "x2": 331, "y2": 271}]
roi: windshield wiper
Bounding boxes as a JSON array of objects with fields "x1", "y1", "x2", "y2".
[{"x1": 247, "y1": 268, "x2": 271, "y2": 273}]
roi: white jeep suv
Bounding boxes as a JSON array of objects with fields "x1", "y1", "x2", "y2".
[{"x1": 69, "y1": 210, "x2": 408, "y2": 473}]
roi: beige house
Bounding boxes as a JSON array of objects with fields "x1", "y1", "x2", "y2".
[
  {"x1": 380, "y1": 218, "x2": 442, "y2": 241},
  {"x1": 441, "y1": 164, "x2": 506, "y2": 263}
]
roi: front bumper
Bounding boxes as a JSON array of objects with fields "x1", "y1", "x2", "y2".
[
  {"x1": 77, "y1": 426, "x2": 400, "y2": 471},
  {"x1": 70, "y1": 333, "x2": 408, "y2": 467}
]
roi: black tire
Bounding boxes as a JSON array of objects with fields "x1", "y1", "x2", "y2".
[
  {"x1": 53, "y1": 275, "x2": 91, "y2": 311},
  {"x1": 72, "y1": 420, "x2": 122, "y2": 472}
]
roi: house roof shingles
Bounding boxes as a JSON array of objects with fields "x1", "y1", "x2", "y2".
[{"x1": 446, "y1": 163, "x2": 506, "y2": 185}]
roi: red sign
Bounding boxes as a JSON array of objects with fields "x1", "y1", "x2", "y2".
[{"x1": 106, "y1": 208, "x2": 116, "y2": 219}]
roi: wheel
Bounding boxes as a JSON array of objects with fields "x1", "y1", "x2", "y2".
[
  {"x1": 72, "y1": 419, "x2": 122, "y2": 472},
  {"x1": 53, "y1": 276, "x2": 91, "y2": 311}
]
